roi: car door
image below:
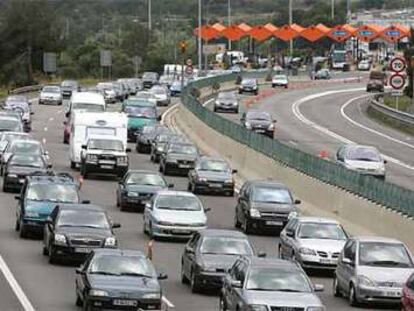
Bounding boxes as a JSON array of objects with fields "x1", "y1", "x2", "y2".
[
  {"x1": 143, "y1": 197, "x2": 154, "y2": 231},
  {"x1": 228, "y1": 260, "x2": 248, "y2": 310},
  {"x1": 182, "y1": 233, "x2": 199, "y2": 279},
  {"x1": 76, "y1": 252, "x2": 94, "y2": 300},
  {"x1": 337, "y1": 239, "x2": 356, "y2": 294},
  {"x1": 117, "y1": 173, "x2": 129, "y2": 201},
  {"x1": 238, "y1": 184, "x2": 251, "y2": 224},
  {"x1": 224, "y1": 260, "x2": 242, "y2": 310},
  {"x1": 280, "y1": 218, "x2": 298, "y2": 258}
]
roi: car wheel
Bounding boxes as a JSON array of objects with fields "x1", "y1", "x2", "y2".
[
  {"x1": 234, "y1": 211, "x2": 241, "y2": 228},
  {"x1": 19, "y1": 223, "x2": 28, "y2": 238},
  {"x1": 163, "y1": 165, "x2": 170, "y2": 176},
  {"x1": 180, "y1": 262, "x2": 189, "y2": 284},
  {"x1": 226, "y1": 190, "x2": 234, "y2": 197},
  {"x1": 70, "y1": 161, "x2": 76, "y2": 169},
  {"x1": 333, "y1": 275, "x2": 341, "y2": 297},
  {"x1": 234, "y1": 108, "x2": 239, "y2": 114},
  {"x1": 42, "y1": 244, "x2": 49, "y2": 256},
  {"x1": 213, "y1": 107, "x2": 217, "y2": 112},
  {"x1": 15, "y1": 218, "x2": 20, "y2": 231},
  {"x1": 348, "y1": 283, "x2": 360, "y2": 307},
  {"x1": 3, "y1": 182, "x2": 9, "y2": 193},
  {"x1": 82, "y1": 167, "x2": 88, "y2": 179},
  {"x1": 119, "y1": 200, "x2": 126, "y2": 212},
  {"x1": 82, "y1": 299, "x2": 96, "y2": 311},
  {"x1": 148, "y1": 222, "x2": 154, "y2": 239},
  {"x1": 243, "y1": 217, "x2": 253, "y2": 234},
  {"x1": 278, "y1": 244, "x2": 283, "y2": 259},
  {"x1": 159, "y1": 164, "x2": 163, "y2": 173},
  {"x1": 116, "y1": 194, "x2": 120, "y2": 207},
  {"x1": 190, "y1": 270, "x2": 200, "y2": 293},
  {"x1": 75, "y1": 292, "x2": 83, "y2": 307},
  {"x1": 48, "y1": 246, "x2": 58, "y2": 264},
  {"x1": 272, "y1": 84, "x2": 275, "y2": 88},
  {"x1": 150, "y1": 154, "x2": 154, "y2": 162},
  {"x1": 219, "y1": 296, "x2": 228, "y2": 311}
]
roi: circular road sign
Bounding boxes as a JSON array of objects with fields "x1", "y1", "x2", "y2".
[
  {"x1": 390, "y1": 57, "x2": 406, "y2": 73},
  {"x1": 389, "y1": 73, "x2": 406, "y2": 90}
]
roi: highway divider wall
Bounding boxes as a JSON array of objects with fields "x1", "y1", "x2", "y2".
[{"x1": 181, "y1": 75, "x2": 414, "y2": 218}]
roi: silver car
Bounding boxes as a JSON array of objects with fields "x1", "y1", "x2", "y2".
[
  {"x1": 334, "y1": 236, "x2": 414, "y2": 307},
  {"x1": 220, "y1": 256, "x2": 325, "y2": 311},
  {"x1": 39, "y1": 85, "x2": 62, "y2": 105},
  {"x1": 336, "y1": 144, "x2": 386, "y2": 179},
  {"x1": 150, "y1": 85, "x2": 170, "y2": 106},
  {"x1": 279, "y1": 217, "x2": 348, "y2": 270},
  {"x1": 143, "y1": 190, "x2": 208, "y2": 239}
]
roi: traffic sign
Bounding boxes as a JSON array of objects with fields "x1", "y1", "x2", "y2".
[
  {"x1": 389, "y1": 73, "x2": 406, "y2": 90},
  {"x1": 390, "y1": 57, "x2": 406, "y2": 73},
  {"x1": 391, "y1": 90, "x2": 403, "y2": 97},
  {"x1": 186, "y1": 59, "x2": 193, "y2": 66}
]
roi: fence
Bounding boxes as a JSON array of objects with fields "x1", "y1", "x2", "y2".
[{"x1": 181, "y1": 75, "x2": 414, "y2": 218}]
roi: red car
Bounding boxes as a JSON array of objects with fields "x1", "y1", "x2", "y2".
[{"x1": 402, "y1": 273, "x2": 414, "y2": 311}]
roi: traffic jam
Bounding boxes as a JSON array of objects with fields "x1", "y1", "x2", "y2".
[{"x1": 0, "y1": 66, "x2": 413, "y2": 311}]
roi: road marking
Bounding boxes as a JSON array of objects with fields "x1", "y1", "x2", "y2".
[
  {"x1": 162, "y1": 296, "x2": 174, "y2": 308},
  {"x1": 42, "y1": 138, "x2": 46, "y2": 144},
  {"x1": 292, "y1": 89, "x2": 414, "y2": 171},
  {"x1": 161, "y1": 103, "x2": 179, "y2": 125},
  {"x1": 43, "y1": 127, "x2": 48, "y2": 132},
  {"x1": 48, "y1": 117, "x2": 54, "y2": 121},
  {"x1": 0, "y1": 255, "x2": 36, "y2": 311},
  {"x1": 202, "y1": 98, "x2": 215, "y2": 107}
]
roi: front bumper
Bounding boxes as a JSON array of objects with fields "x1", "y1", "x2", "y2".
[
  {"x1": 84, "y1": 162, "x2": 128, "y2": 176},
  {"x1": 164, "y1": 162, "x2": 195, "y2": 174},
  {"x1": 239, "y1": 87, "x2": 258, "y2": 93},
  {"x1": 251, "y1": 128, "x2": 274, "y2": 137},
  {"x1": 215, "y1": 104, "x2": 238, "y2": 112},
  {"x1": 86, "y1": 296, "x2": 161, "y2": 311},
  {"x1": 356, "y1": 284, "x2": 403, "y2": 304},
  {"x1": 40, "y1": 98, "x2": 62, "y2": 105},
  {"x1": 152, "y1": 224, "x2": 206, "y2": 238},
  {"x1": 121, "y1": 195, "x2": 152, "y2": 211},
  {"x1": 296, "y1": 254, "x2": 339, "y2": 270},
  {"x1": 194, "y1": 181, "x2": 234, "y2": 194},
  {"x1": 248, "y1": 216, "x2": 288, "y2": 231},
  {"x1": 62, "y1": 91, "x2": 72, "y2": 98}
]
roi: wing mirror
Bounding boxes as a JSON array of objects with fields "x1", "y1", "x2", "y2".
[
  {"x1": 230, "y1": 279, "x2": 242, "y2": 288},
  {"x1": 286, "y1": 230, "x2": 294, "y2": 238},
  {"x1": 112, "y1": 223, "x2": 121, "y2": 229},
  {"x1": 14, "y1": 195, "x2": 21, "y2": 200},
  {"x1": 81, "y1": 145, "x2": 87, "y2": 150},
  {"x1": 168, "y1": 183, "x2": 174, "y2": 188},
  {"x1": 82, "y1": 200, "x2": 91, "y2": 204},
  {"x1": 75, "y1": 268, "x2": 85, "y2": 275},
  {"x1": 232, "y1": 169, "x2": 238, "y2": 174},
  {"x1": 294, "y1": 199, "x2": 301, "y2": 205},
  {"x1": 384, "y1": 159, "x2": 387, "y2": 164},
  {"x1": 157, "y1": 273, "x2": 168, "y2": 280},
  {"x1": 257, "y1": 251, "x2": 267, "y2": 258},
  {"x1": 126, "y1": 148, "x2": 132, "y2": 153},
  {"x1": 204, "y1": 207, "x2": 211, "y2": 212},
  {"x1": 342, "y1": 257, "x2": 353, "y2": 266},
  {"x1": 314, "y1": 284, "x2": 324, "y2": 292}
]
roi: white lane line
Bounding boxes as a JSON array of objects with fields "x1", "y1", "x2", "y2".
[
  {"x1": 43, "y1": 127, "x2": 48, "y2": 132},
  {"x1": 161, "y1": 103, "x2": 179, "y2": 125},
  {"x1": 292, "y1": 89, "x2": 414, "y2": 171},
  {"x1": 48, "y1": 117, "x2": 54, "y2": 122},
  {"x1": 0, "y1": 255, "x2": 36, "y2": 311},
  {"x1": 162, "y1": 296, "x2": 175, "y2": 308},
  {"x1": 202, "y1": 98, "x2": 215, "y2": 107}
]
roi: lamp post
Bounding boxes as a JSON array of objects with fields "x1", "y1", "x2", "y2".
[
  {"x1": 228, "y1": 0, "x2": 232, "y2": 50},
  {"x1": 331, "y1": 0, "x2": 335, "y2": 20},
  {"x1": 289, "y1": 0, "x2": 293, "y2": 56},
  {"x1": 148, "y1": 0, "x2": 152, "y2": 30},
  {"x1": 198, "y1": 0, "x2": 202, "y2": 71}
]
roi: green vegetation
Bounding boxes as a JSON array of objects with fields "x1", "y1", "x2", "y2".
[
  {"x1": 384, "y1": 95, "x2": 413, "y2": 113},
  {"x1": 367, "y1": 106, "x2": 414, "y2": 136}
]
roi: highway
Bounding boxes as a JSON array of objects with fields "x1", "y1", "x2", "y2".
[{"x1": 0, "y1": 80, "x2": 398, "y2": 311}]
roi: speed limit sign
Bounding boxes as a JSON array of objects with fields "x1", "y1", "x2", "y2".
[
  {"x1": 390, "y1": 57, "x2": 406, "y2": 73},
  {"x1": 389, "y1": 73, "x2": 406, "y2": 90}
]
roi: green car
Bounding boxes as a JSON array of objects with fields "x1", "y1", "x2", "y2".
[{"x1": 123, "y1": 100, "x2": 160, "y2": 142}]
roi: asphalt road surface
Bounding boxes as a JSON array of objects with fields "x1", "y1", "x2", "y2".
[{"x1": 0, "y1": 93, "x2": 395, "y2": 311}]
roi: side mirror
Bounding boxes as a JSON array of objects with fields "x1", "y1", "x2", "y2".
[
  {"x1": 230, "y1": 279, "x2": 242, "y2": 288},
  {"x1": 75, "y1": 268, "x2": 85, "y2": 275},
  {"x1": 384, "y1": 159, "x2": 387, "y2": 164},
  {"x1": 168, "y1": 183, "x2": 174, "y2": 188},
  {"x1": 157, "y1": 115, "x2": 162, "y2": 121},
  {"x1": 82, "y1": 200, "x2": 91, "y2": 204},
  {"x1": 47, "y1": 164, "x2": 53, "y2": 169},
  {"x1": 112, "y1": 223, "x2": 121, "y2": 229},
  {"x1": 145, "y1": 202, "x2": 152, "y2": 209},
  {"x1": 185, "y1": 246, "x2": 194, "y2": 254},
  {"x1": 342, "y1": 257, "x2": 353, "y2": 265},
  {"x1": 126, "y1": 148, "x2": 132, "y2": 153},
  {"x1": 81, "y1": 145, "x2": 87, "y2": 150},
  {"x1": 65, "y1": 112, "x2": 70, "y2": 118},
  {"x1": 157, "y1": 273, "x2": 168, "y2": 280},
  {"x1": 294, "y1": 199, "x2": 301, "y2": 205},
  {"x1": 45, "y1": 217, "x2": 52, "y2": 225},
  {"x1": 314, "y1": 284, "x2": 324, "y2": 292},
  {"x1": 63, "y1": 121, "x2": 67, "y2": 125},
  {"x1": 273, "y1": 119, "x2": 277, "y2": 123},
  {"x1": 14, "y1": 195, "x2": 21, "y2": 200},
  {"x1": 232, "y1": 169, "x2": 238, "y2": 174},
  {"x1": 44, "y1": 151, "x2": 49, "y2": 156},
  {"x1": 286, "y1": 230, "x2": 294, "y2": 238},
  {"x1": 204, "y1": 207, "x2": 211, "y2": 212},
  {"x1": 257, "y1": 251, "x2": 267, "y2": 258},
  {"x1": 30, "y1": 112, "x2": 34, "y2": 115}
]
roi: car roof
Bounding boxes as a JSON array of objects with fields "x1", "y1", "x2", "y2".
[
  {"x1": 249, "y1": 180, "x2": 289, "y2": 189},
  {"x1": 156, "y1": 190, "x2": 196, "y2": 197},
  {"x1": 93, "y1": 248, "x2": 146, "y2": 257},
  {"x1": 126, "y1": 169, "x2": 162, "y2": 175},
  {"x1": 71, "y1": 92, "x2": 104, "y2": 102},
  {"x1": 198, "y1": 156, "x2": 227, "y2": 162},
  {"x1": 199, "y1": 229, "x2": 248, "y2": 238},
  {"x1": 10, "y1": 139, "x2": 40, "y2": 145},
  {"x1": 296, "y1": 216, "x2": 340, "y2": 225},
  {"x1": 27, "y1": 174, "x2": 77, "y2": 185},
  {"x1": 353, "y1": 236, "x2": 405, "y2": 244},
  {"x1": 248, "y1": 257, "x2": 301, "y2": 270},
  {"x1": 344, "y1": 144, "x2": 379, "y2": 151},
  {"x1": 87, "y1": 135, "x2": 122, "y2": 141},
  {"x1": 57, "y1": 204, "x2": 103, "y2": 212}
]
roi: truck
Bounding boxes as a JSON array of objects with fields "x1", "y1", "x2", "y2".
[
  {"x1": 330, "y1": 50, "x2": 349, "y2": 71},
  {"x1": 366, "y1": 70, "x2": 386, "y2": 93}
]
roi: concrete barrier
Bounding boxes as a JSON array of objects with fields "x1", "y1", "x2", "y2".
[{"x1": 167, "y1": 99, "x2": 414, "y2": 251}]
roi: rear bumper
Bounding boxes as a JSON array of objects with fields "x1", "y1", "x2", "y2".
[
  {"x1": 214, "y1": 104, "x2": 238, "y2": 112},
  {"x1": 39, "y1": 98, "x2": 62, "y2": 105},
  {"x1": 3, "y1": 176, "x2": 25, "y2": 191}
]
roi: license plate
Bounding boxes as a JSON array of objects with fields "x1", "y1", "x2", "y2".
[
  {"x1": 75, "y1": 248, "x2": 90, "y2": 253},
  {"x1": 99, "y1": 160, "x2": 115, "y2": 165},
  {"x1": 384, "y1": 291, "x2": 401, "y2": 297},
  {"x1": 113, "y1": 299, "x2": 137, "y2": 307},
  {"x1": 172, "y1": 230, "x2": 191, "y2": 234},
  {"x1": 19, "y1": 179, "x2": 25, "y2": 183},
  {"x1": 209, "y1": 183, "x2": 222, "y2": 188},
  {"x1": 320, "y1": 258, "x2": 336, "y2": 264},
  {"x1": 266, "y1": 221, "x2": 283, "y2": 226},
  {"x1": 100, "y1": 165, "x2": 114, "y2": 169},
  {"x1": 179, "y1": 164, "x2": 190, "y2": 168},
  {"x1": 255, "y1": 130, "x2": 265, "y2": 133}
]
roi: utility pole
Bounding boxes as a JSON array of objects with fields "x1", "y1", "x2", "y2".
[
  {"x1": 289, "y1": 0, "x2": 293, "y2": 56},
  {"x1": 346, "y1": 0, "x2": 351, "y2": 23},
  {"x1": 198, "y1": 0, "x2": 202, "y2": 71},
  {"x1": 228, "y1": 0, "x2": 232, "y2": 50},
  {"x1": 331, "y1": 0, "x2": 335, "y2": 20},
  {"x1": 148, "y1": 0, "x2": 152, "y2": 30}
]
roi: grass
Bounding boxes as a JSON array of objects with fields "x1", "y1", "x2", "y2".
[
  {"x1": 367, "y1": 105, "x2": 414, "y2": 136},
  {"x1": 383, "y1": 95, "x2": 413, "y2": 113}
]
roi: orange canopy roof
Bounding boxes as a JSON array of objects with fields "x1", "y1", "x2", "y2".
[
  {"x1": 328, "y1": 25, "x2": 353, "y2": 42},
  {"x1": 380, "y1": 24, "x2": 410, "y2": 43},
  {"x1": 315, "y1": 23, "x2": 331, "y2": 34},
  {"x1": 300, "y1": 25, "x2": 327, "y2": 42},
  {"x1": 193, "y1": 25, "x2": 220, "y2": 41},
  {"x1": 291, "y1": 23, "x2": 305, "y2": 33},
  {"x1": 273, "y1": 25, "x2": 300, "y2": 41},
  {"x1": 222, "y1": 25, "x2": 246, "y2": 41},
  {"x1": 211, "y1": 22, "x2": 226, "y2": 33},
  {"x1": 249, "y1": 25, "x2": 272, "y2": 42},
  {"x1": 263, "y1": 23, "x2": 278, "y2": 33},
  {"x1": 238, "y1": 23, "x2": 252, "y2": 34},
  {"x1": 355, "y1": 24, "x2": 381, "y2": 42}
]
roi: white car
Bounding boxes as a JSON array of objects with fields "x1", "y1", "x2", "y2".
[
  {"x1": 358, "y1": 60, "x2": 371, "y2": 71},
  {"x1": 143, "y1": 190, "x2": 208, "y2": 239},
  {"x1": 150, "y1": 85, "x2": 171, "y2": 106},
  {"x1": 96, "y1": 82, "x2": 117, "y2": 104},
  {"x1": 272, "y1": 74, "x2": 289, "y2": 88},
  {"x1": 133, "y1": 91, "x2": 157, "y2": 105},
  {"x1": 39, "y1": 85, "x2": 62, "y2": 105}
]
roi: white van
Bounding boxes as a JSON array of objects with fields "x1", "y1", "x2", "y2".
[
  {"x1": 69, "y1": 111, "x2": 127, "y2": 168},
  {"x1": 67, "y1": 92, "x2": 106, "y2": 117}
]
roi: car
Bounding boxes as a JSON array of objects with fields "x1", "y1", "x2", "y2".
[
  {"x1": 112, "y1": 81, "x2": 127, "y2": 102},
  {"x1": 0, "y1": 132, "x2": 31, "y2": 155},
  {"x1": 118, "y1": 78, "x2": 134, "y2": 95},
  {"x1": 14, "y1": 173, "x2": 81, "y2": 238},
  {"x1": 181, "y1": 229, "x2": 264, "y2": 293},
  {"x1": 238, "y1": 78, "x2": 259, "y2": 95},
  {"x1": 116, "y1": 170, "x2": 173, "y2": 212},
  {"x1": 5, "y1": 101, "x2": 33, "y2": 132},
  {"x1": 143, "y1": 190, "x2": 208, "y2": 239},
  {"x1": 3, "y1": 154, "x2": 50, "y2": 192},
  {"x1": 75, "y1": 248, "x2": 167, "y2": 310},
  {"x1": 3, "y1": 95, "x2": 30, "y2": 108},
  {"x1": 80, "y1": 135, "x2": 130, "y2": 179},
  {"x1": 188, "y1": 156, "x2": 236, "y2": 196},
  {"x1": 150, "y1": 85, "x2": 171, "y2": 106},
  {"x1": 43, "y1": 204, "x2": 120, "y2": 264},
  {"x1": 314, "y1": 69, "x2": 331, "y2": 80},
  {"x1": 234, "y1": 180, "x2": 301, "y2": 234},
  {"x1": 0, "y1": 110, "x2": 22, "y2": 121},
  {"x1": 142, "y1": 71, "x2": 159, "y2": 88},
  {"x1": 96, "y1": 82, "x2": 117, "y2": 104},
  {"x1": 402, "y1": 272, "x2": 414, "y2": 311},
  {"x1": 240, "y1": 110, "x2": 276, "y2": 138},
  {"x1": 220, "y1": 257, "x2": 325, "y2": 311},
  {"x1": 123, "y1": 101, "x2": 159, "y2": 142},
  {"x1": 159, "y1": 141, "x2": 198, "y2": 176},
  {"x1": 61, "y1": 80, "x2": 79, "y2": 98},
  {"x1": 333, "y1": 236, "x2": 414, "y2": 307},
  {"x1": 214, "y1": 91, "x2": 239, "y2": 113},
  {"x1": 1, "y1": 139, "x2": 49, "y2": 175},
  {"x1": 169, "y1": 80, "x2": 183, "y2": 96},
  {"x1": 159, "y1": 75, "x2": 174, "y2": 88},
  {"x1": 358, "y1": 60, "x2": 371, "y2": 71},
  {"x1": 39, "y1": 85, "x2": 62, "y2": 105},
  {"x1": 366, "y1": 79, "x2": 385, "y2": 92},
  {"x1": 336, "y1": 144, "x2": 386, "y2": 179},
  {"x1": 279, "y1": 217, "x2": 348, "y2": 270},
  {"x1": 132, "y1": 91, "x2": 158, "y2": 106},
  {"x1": 272, "y1": 74, "x2": 289, "y2": 88},
  {"x1": 135, "y1": 125, "x2": 170, "y2": 154},
  {"x1": 150, "y1": 133, "x2": 185, "y2": 163},
  {"x1": 0, "y1": 116, "x2": 23, "y2": 132}
]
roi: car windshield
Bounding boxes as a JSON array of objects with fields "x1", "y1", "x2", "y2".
[
  {"x1": 359, "y1": 242, "x2": 413, "y2": 268},
  {"x1": 26, "y1": 184, "x2": 79, "y2": 203},
  {"x1": 168, "y1": 144, "x2": 197, "y2": 155},
  {"x1": 125, "y1": 106, "x2": 156, "y2": 118},
  {"x1": 57, "y1": 210, "x2": 109, "y2": 229},
  {"x1": 246, "y1": 268, "x2": 311, "y2": 292},
  {"x1": 0, "y1": 119, "x2": 22, "y2": 132},
  {"x1": 251, "y1": 187, "x2": 293, "y2": 204},
  {"x1": 218, "y1": 92, "x2": 236, "y2": 100},
  {"x1": 347, "y1": 147, "x2": 381, "y2": 162},
  {"x1": 89, "y1": 254, "x2": 156, "y2": 277},
  {"x1": 274, "y1": 75, "x2": 287, "y2": 80},
  {"x1": 297, "y1": 223, "x2": 347, "y2": 240},
  {"x1": 198, "y1": 160, "x2": 230, "y2": 172},
  {"x1": 143, "y1": 72, "x2": 157, "y2": 80},
  {"x1": 72, "y1": 103, "x2": 104, "y2": 112},
  {"x1": 42, "y1": 86, "x2": 60, "y2": 93},
  {"x1": 141, "y1": 126, "x2": 156, "y2": 134},
  {"x1": 9, "y1": 141, "x2": 41, "y2": 154},
  {"x1": 125, "y1": 173, "x2": 166, "y2": 186},
  {"x1": 156, "y1": 195, "x2": 201, "y2": 211},
  {"x1": 88, "y1": 139, "x2": 123, "y2": 151},
  {"x1": 151, "y1": 88, "x2": 165, "y2": 95},
  {"x1": 62, "y1": 81, "x2": 77, "y2": 87},
  {"x1": 6, "y1": 96, "x2": 27, "y2": 103},
  {"x1": 2, "y1": 133, "x2": 29, "y2": 143},
  {"x1": 247, "y1": 112, "x2": 271, "y2": 121},
  {"x1": 242, "y1": 79, "x2": 256, "y2": 85},
  {"x1": 200, "y1": 237, "x2": 253, "y2": 255},
  {"x1": 97, "y1": 83, "x2": 113, "y2": 90},
  {"x1": 8, "y1": 155, "x2": 45, "y2": 168}
]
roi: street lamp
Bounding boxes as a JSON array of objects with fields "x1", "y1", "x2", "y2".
[
  {"x1": 228, "y1": 0, "x2": 232, "y2": 50},
  {"x1": 198, "y1": 0, "x2": 202, "y2": 71},
  {"x1": 289, "y1": 0, "x2": 293, "y2": 56},
  {"x1": 148, "y1": 0, "x2": 152, "y2": 30}
]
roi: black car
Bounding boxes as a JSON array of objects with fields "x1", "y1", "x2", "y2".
[
  {"x1": 238, "y1": 78, "x2": 259, "y2": 95},
  {"x1": 234, "y1": 180, "x2": 301, "y2": 234},
  {"x1": 188, "y1": 156, "x2": 236, "y2": 196},
  {"x1": 241, "y1": 110, "x2": 276, "y2": 138},
  {"x1": 43, "y1": 204, "x2": 120, "y2": 264},
  {"x1": 136, "y1": 125, "x2": 170, "y2": 154},
  {"x1": 181, "y1": 229, "x2": 265, "y2": 293},
  {"x1": 142, "y1": 72, "x2": 159, "y2": 89},
  {"x1": 3, "y1": 154, "x2": 50, "y2": 192},
  {"x1": 61, "y1": 80, "x2": 79, "y2": 98},
  {"x1": 150, "y1": 133, "x2": 185, "y2": 163},
  {"x1": 116, "y1": 170, "x2": 173, "y2": 212},
  {"x1": 75, "y1": 249, "x2": 167, "y2": 310},
  {"x1": 214, "y1": 91, "x2": 239, "y2": 113},
  {"x1": 159, "y1": 141, "x2": 198, "y2": 176},
  {"x1": 366, "y1": 79, "x2": 384, "y2": 92}
]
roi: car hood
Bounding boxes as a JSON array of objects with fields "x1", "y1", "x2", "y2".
[
  {"x1": 128, "y1": 117, "x2": 156, "y2": 128},
  {"x1": 298, "y1": 239, "x2": 346, "y2": 253},
  {"x1": 26, "y1": 200, "x2": 58, "y2": 215},
  {"x1": 154, "y1": 94, "x2": 167, "y2": 100},
  {"x1": 154, "y1": 209, "x2": 206, "y2": 224},
  {"x1": 199, "y1": 253, "x2": 241, "y2": 270},
  {"x1": 252, "y1": 202, "x2": 296, "y2": 213},
  {"x1": 41, "y1": 92, "x2": 61, "y2": 98},
  {"x1": 345, "y1": 159, "x2": 384, "y2": 170},
  {"x1": 86, "y1": 150, "x2": 126, "y2": 156},
  {"x1": 357, "y1": 266, "x2": 414, "y2": 285},
  {"x1": 217, "y1": 99, "x2": 237, "y2": 105},
  {"x1": 197, "y1": 170, "x2": 231, "y2": 182},
  {"x1": 244, "y1": 290, "x2": 322, "y2": 307},
  {"x1": 167, "y1": 154, "x2": 197, "y2": 161},
  {"x1": 273, "y1": 78, "x2": 288, "y2": 83},
  {"x1": 57, "y1": 227, "x2": 112, "y2": 239},
  {"x1": 88, "y1": 274, "x2": 160, "y2": 297},
  {"x1": 248, "y1": 120, "x2": 272, "y2": 127},
  {"x1": 7, "y1": 166, "x2": 46, "y2": 176},
  {"x1": 125, "y1": 184, "x2": 165, "y2": 194}
]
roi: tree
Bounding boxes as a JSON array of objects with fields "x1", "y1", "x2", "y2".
[{"x1": 404, "y1": 28, "x2": 414, "y2": 98}]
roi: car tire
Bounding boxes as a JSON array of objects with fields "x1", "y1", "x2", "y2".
[
  {"x1": 278, "y1": 244, "x2": 283, "y2": 259},
  {"x1": 70, "y1": 161, "x2": 76, "y2": 169},
  {"x1": 213, "y1": 107, "x2": 217, "y2": 112},
  {"x1": 333, "y1": 276, "x2": 341, "y2": 297},
  {"x1": 163, "y1": 165, "x2": 170, "y2": 176},
  {"x1": 254, "y1": 91, "x2": 258, "y2": 95},
  {"x1": 190, "y1": 270, "x2": 200, "y2": 293},
  {"x1": 234, "y1": 108, "x2": 239, "y2": 114},
  {"x1": 159, "y1": 164, "x2": 163, "y2": 173},
  {"x1": 150, "y1": 154, "x2": 154, "y2": 162},
  {"x1": 180, "y1": 262, "x2": 189, "y2": 284},
  {"x1": 75, "y1": 292, "x2": 83, "y2": 307},
  {"x1": 42, "y1": 245, "x2": 48, "y2": 256},
  {"x1": 82, "y1": 166, "x2": 88, "y2": 179},
  {"x1": 272, "y1": 84, "x2": 275, "y2": 88},
  {"x1": 48, "y1": 246, "x2": 58, "y2": 264},
  {"x1": 3, "y1": 182, "x2": 9, "y2": 193},
  {"x1": 219, "y1": 296, "x2": 228, "y2": 311},
  {"x1": 243, "y1": 217, "x2": 253, "y2": 234},
  {"x1": 119, "y1": 201, "x2": 126, "y2": 212},
  {"x1": 15, "y1": 218, "x2": 20, "y2": 231},
  {"x1": 82, "y1": 300, "x2": 96, "y2": 311},
  {"x1": 19, "y1": 223, "x2": 28, "y2": 238},
  {"x1": 226, "y1": 190, "x2": 234, "y2": 197},
  {"x1": 348, "y1": 283, "x2": 360, "y2": 307},
  {"x1": 143, "y1": 217, "x2": 148, "y2": 234},
  {"x1": 234, "y1": 212, "x2": 241, "y2": 228}
]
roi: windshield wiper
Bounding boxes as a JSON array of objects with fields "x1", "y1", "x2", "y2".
[
  {"x1": 353, "y1": 158, "x2": 377, "y2": 162},
  {"x1": 119, "y1": 272, "x2": 153, "y2": 278},
  {"x1": 90, "y1": 271, "x2": 119, "y2": 276},
  {"x1": 365, "y1": 260, "x2": 409, "y2": 267},
  {"x1": 248, "y1": 288, "x2": 302, "y2": 292}
]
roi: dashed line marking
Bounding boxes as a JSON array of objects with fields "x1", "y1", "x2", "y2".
[
  {"x1": 162, "y1": 296, "x2": 174, "y2": 308},
  {"x1": 43, "y1": 127, "x2": 48, "y2": 132}
]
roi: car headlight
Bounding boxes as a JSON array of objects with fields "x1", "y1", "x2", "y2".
[
  {"x1": 248, "y1": 305, "x2": 268, "y2": 311},
  {"x1": 117, "y1": 156, "x2": 128, "y2": 165},
  {"x1": 104, "y1": 237, "x2": 117, "y2": 247},
  {"x1": 7, "y1": 173, "x2": 17, "y2": 178},
  {"x1": 166, "y1": 157, "x2": 177, "y2": 163},
  {"x1": 249, "y1": 208, "x2": 261, "y2": 218},
  {"x1": 268, "y1": 123, "x2": 274, "y2": 130},
  {"x1": 157, "y1": 146, "x2": 164, "y2": 151},
  {"x1": 86, "y1": 154, "x2": 98, "y2": 162},
  {"x1": 245, "y1": 122, "x2": 252, "y2": 129},
  {"x1": 288, "y1": 211, "x2": 298, "y2": 219},
  {"x1": 127, "y1": 192, "x2": 139, "y2": 197},
  {"x1": 89, "y1": 289, "x2": 108, "y2": 297},
  {"x1": 233, "y1": 101, "x2": 238, "y2": 106},
  {"x1": 54, "y1": 233, "x2": 67, "y2": 246},
  {"x1": 357, "y1": 275, "x2": 376, "y2": 287},
  {"x1": 156, "y1": 220, "x2": 174, "y2": 226},
  {"x1": 224, "y1": 179, "x2": 233, "y2": 184},
  {"x1": 142, "y1": 293, "x2": 161, "y2": 299},
  {"x1": 194, "y1": 222, "x2": 206, "y2": 227},
  {"x1": 25, "y1": 211, "x2": 39, "y2": 218},
  {"x1": 201, "y1": 266, "x2": 216, "y2": 272},
  {"x1": 299, "y1": 247, "x2": 317, "y2": 255},
  {"x1": 197, "y1": 176, "x2": 207, "y2": 182},
  {"x1": 307, "y1": 307, "x2": 325, "y2": 311}
]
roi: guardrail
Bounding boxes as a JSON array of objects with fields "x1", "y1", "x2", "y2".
[
  {"x1": 7, "y1": 85, "x2": 42, "y2": 95},
  {"x1": 181, "y1": 74, "x2": 414, "y2": 218},
  {"x1": 369, "y1": 95, "x2": 414, "y2": 127}
]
